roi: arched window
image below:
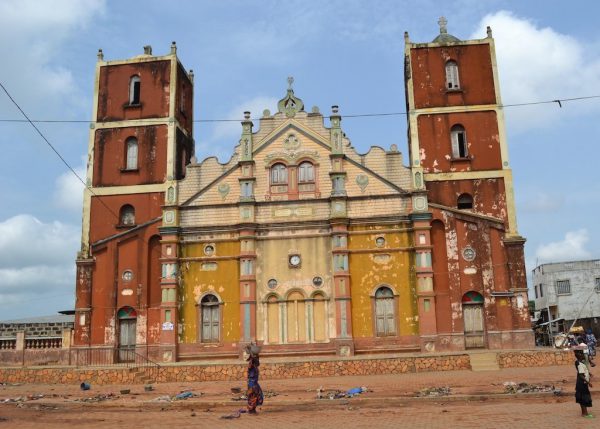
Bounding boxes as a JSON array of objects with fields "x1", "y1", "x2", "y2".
[
  {"x1": 270, "y1": 163, "x2": 288, "y2": 184},
  {"x1": 129, "y1": 76, "x2": 141, "y2": 105},
  {"x1": 286, "y1": 291, "x2": 306, "y2": 343},
  {"x1": 374, "y1": 286, "x2": 396, "y2": 336},
  {"x1": 312, "y1": 292, "x2": 327, "y2": 342},
  {"x1": 445, "y1": 61, "x2": 460, "y2": 90},
  {"x1": 125, "y1": 137, "x2": 138, "y2": 170},
  {"x1": 298, "y1": 161, "x2": 314, "y2": 183},
  {"x1": 450, "y1": 125, "x2": 468, "y2": 159},
  {"x1": 457, "y1": 193, "x2": 473, "y2": 209},
  {"x1": 267, "y1": 295, "x2": 280, "y2": 344},
  {"x1": 119, "y1": 204, "x2": 135, "y2": 226},
  {"x1": 200, "y1": 294, "x2": 220, "y2": 343}
]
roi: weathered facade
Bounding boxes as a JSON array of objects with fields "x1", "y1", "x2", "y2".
[
  {"x1": 532, "y1": 259, "x2": 600, "y2": 337},
  {"x1": 74, "y1": 21, "x2": 533, "y2": 363}
]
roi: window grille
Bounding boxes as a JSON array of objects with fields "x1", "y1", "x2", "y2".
[{"x1": 555, "y1": 280, "x2": 571, "y2": 295}]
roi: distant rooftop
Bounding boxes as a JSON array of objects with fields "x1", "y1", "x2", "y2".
[{"x1": 0, "y1": 314, "x2": 75, "y2": 325}]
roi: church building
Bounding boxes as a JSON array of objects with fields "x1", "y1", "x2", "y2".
[{"x1": 74, "y1": 20, "x2": 533, "y2": 362}]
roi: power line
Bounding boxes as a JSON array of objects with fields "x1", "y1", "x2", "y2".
[
  {"x1": 0, "y1": 82, "x2": 120, "y2": 222},
  {"x1": 1, "y1": 95, "x2": 599, "y2": 124}
]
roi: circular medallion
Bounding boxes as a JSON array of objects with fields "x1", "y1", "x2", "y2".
[
  {"x1": 312, "y1": 276, "x2": 323, "y2": 287},
  {"x1": 122, "y1": 270, "x2": 133, "y2": 282},
  {"x1": 204, "y1": 245, "x2": 215, "y2": 256},
  {"x1": 462, "y1": 247, "x2": 476, "y2": 261},
  {"x1": 267, "y1": 279, "x2": 278, "y2": 289},
  {"x1": 375, "y1": 236, "x2": 386, "y2": 247}
]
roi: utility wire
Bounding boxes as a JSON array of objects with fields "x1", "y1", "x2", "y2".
[
  {"x1": 1, "y1": 95, "x2": 599, "y2": 124},
  {"x1": 0, "y1": 82, "x2": 120, "y2": 222}
]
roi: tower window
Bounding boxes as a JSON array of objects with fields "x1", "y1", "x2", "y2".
[
  {"x1": 270, "y1": 163, "x2": 288, "y2": 184},
  {"x1": 129, "y1": 76, "x2": 141, "y2": 105},
  {"x1": 450, "y1": 125, "x2": 468, "y2": 158},
  {"x1": 445, "y1": 60, "x2": 460, "y2": 89},
  {"x1": 298, "y1": 161, "x2": 314, "y2": 183},
  {"x1": 125, "y1": 137, "x2": 138, "y2": 170},
  {"x1": 120, "y1": 204, "x2": 135, "y2": 226},
  {"x1": 457, "y1": 193, "x2": 473, "y2": 210}
]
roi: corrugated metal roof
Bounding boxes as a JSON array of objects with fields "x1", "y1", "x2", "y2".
[{"x1": 0, "y1": 314, "x2": 75, "y2": 324}]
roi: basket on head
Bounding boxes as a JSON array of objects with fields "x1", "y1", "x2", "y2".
[{"x1": 245, "y1": 343, "x2": 261, "y2": 357}]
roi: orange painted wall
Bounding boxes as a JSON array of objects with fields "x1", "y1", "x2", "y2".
[
  {"x1": 97, "y1": 60, "x2": 171, "y2": 121},
  {"x1": 417, "y1": 111, "x2": 502, "y2": 173},
  {"x1": 410, "y1": 44, "x2": 496, "y2": 109},
  {"x1": 93, "y1": 125, "x2": 168, "y2": 187},
  {"x1": 89, "y1": 192, "x2": 163, "y2": 244}
]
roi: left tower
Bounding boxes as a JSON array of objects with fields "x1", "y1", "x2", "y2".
[{"x1": 74, "y1": 44, "x2": 194, "y2": 362}]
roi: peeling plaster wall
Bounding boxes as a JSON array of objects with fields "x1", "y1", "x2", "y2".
[
  {"x1": 97, "y1": 60, "x2": 171, "y2": 122},
  {"x1": 410, "y1": 44, "x2": 496, "y2": 109},
  {"x1": 348, "y1": 225, "x2": 417, "y2": 338},
  {"x1": 179, "y1": 241, "x2": 241, "y2": 343}
]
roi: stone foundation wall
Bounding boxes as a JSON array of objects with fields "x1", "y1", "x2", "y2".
[
  {"x1": 0, "y1": 354, "x2": 470, "y2": 385},
  {"x1": 498, "y1": 350, "x2": 572, "y2": 368},
  {"x1": 0, "y1": 350, "x2": 570, "y2": 385}
]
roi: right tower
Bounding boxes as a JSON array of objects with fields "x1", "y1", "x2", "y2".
[{"x1": 405, "y1": 18, "x2": 534, "y2": 350}]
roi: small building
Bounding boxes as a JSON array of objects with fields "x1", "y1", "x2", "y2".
[{"x1": 532, "y1": 259, "x2": 600, "y2": 338}]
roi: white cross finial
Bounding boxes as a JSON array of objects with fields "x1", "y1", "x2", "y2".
[
  {"x1": 438, "y1": 16, "x2": 448, "y2": 34},
  {"x1": 287, "y1": 76, "x2": 294, "y2": 90}
]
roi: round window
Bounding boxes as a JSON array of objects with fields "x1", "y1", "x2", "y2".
[
  {"x1": 122, "y1": 270, "x2": 133, "y2": 282},
  {"x1": 204, "y1": 245, "x2": 215, "y2": 256},
  {"x1": 462, "y1": 247, "x2": 476, "y2": 261},
  {"x1": 375, "y1": 236, "x2": 385, "y2": 247},
  {"x1": 267, "y1": 279, "x2": 278, "y2": 289},
  {"x1": 312, "y1": 276, "x2": 323, "y2": 287}
]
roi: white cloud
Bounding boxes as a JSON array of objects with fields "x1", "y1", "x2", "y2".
[
  {"x1": 471, "y1": 11, "x2": 600, "y2": 131},
  {"x1": 535, "y1": 229, "x2": 591, "y2": 263},
  {"x1": 0, "y1": 215, "x2": 79, "y2": 269},
  {"x1": 0, "y1": 0, "x2": 106, "y2": 117},
  {"x1": 54, "y1": 164, "x2": 86, "y2": 212},
  {"x1": 0, "y1": 215, "x2": 79, "y2": 317},
  {"x1": 198, "y1": 96, "x2": 278, "y2": 162}
]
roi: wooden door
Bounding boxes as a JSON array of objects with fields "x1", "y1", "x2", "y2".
[
  {"x1": 375, "y1": 288, "x2": 396, "y2": 336},
  {"x1": 313, "y1": 294, "x2": 327, "y2": 342},
  {"x1": 287, "y1": 292, "x2": 306, "y2": 343},
  {"x1": 464, "y1": 304, "x2": 485, "y2": 348},
  {"x1": 201, "y1": 303, "x2": 220, "y2": 342},
  {"x1": 118, "y1": 318, "x2": 136, "y2": 362}
]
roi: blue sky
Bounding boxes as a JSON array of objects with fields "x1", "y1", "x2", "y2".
[{"x1": 1, "y1": 0, "x2": 599, "y2": 320}]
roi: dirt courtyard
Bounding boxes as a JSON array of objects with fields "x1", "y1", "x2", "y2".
[{"x1": 1, "y1": 365, "x2": 596, "y2": 428}]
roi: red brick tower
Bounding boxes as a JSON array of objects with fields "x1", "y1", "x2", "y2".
[
  {"x1": 404, "y1": 19, "x2": 533, "y2": 350},
  {"x1": 74, "y1": 43, "x2": 193, "y2": 362}
]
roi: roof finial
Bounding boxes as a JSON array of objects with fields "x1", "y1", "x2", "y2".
[
  {"x1": 287, "y1": 76, "x2": 294, "y2": 90},
  {"x1": 438, "y1": 16, "x2": 448, "y2": 34}
]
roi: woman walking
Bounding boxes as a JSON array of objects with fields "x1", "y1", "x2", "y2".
[
  {"x1": 586, "y1": 328, "x2": 597, "y2": 366},
  {"x1": 245, "y1": 343, "x2": 264, "y2": 414},
  {"x1": 574, "y1": 349, "x2": 593, "y2": 418}
]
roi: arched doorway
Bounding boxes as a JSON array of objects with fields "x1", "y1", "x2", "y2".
[
  {"x1": 286, "y1": 291, "x2": 307, "y2": 343},
  {"x1": 374, "y1": 286, "x2": 396, "y2": 336},
  {"x1": 199, "y1": 294, "x2": 220, "y2": 343},
  {"x1": 266, "y1": 295, "x2": 280, "y2": 344},
  {"x1": 462, "y1": 291, "x2": 485, "y2": 348},
  {"x1": 117, "y1": 306, "x2": 137, "y2": 362}
]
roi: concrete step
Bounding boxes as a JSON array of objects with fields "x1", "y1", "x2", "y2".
[{"x1": 469, "y1": 352, "x2": 500, "y2": 371}]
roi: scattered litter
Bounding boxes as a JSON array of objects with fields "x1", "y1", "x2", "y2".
[
  {"x1": 74, "y1": 393, "x2": 118, "y2": 403},
  {"x1": 264, "y1": 390, "x2": 278, "y2": 398},
  {"x1": 231, "y1": 394, "x2": 247, "y2": 401},
  {"x1": 220, "y1": 411, "x2": 241, "y2": 419},
  {"x1": 502, "y1": 382, "x2": 558, "y2": 394},
  {"x1": 120, "y1": 389, "x2": 131, "y2": 395},
  {"x1": 175, "y1": 391, "x2": 199, "y2": 400},
  {"x1": 231, "y1": 387, "x2": 242, "y2": 394},
  {"x1": 144, "y1": 385, "x2": 154, "y2": 392},
  {"x1": 346, "y1": 387, "x2": 367, "y2": 397},
  {"x1": 415, "y1": 387, "x2": 451, "y2": 397},
  {"x1": 152, "y1": 395, "x2": 172, "y2": 402},
  {"x1": 80, "y1": 382, "x2": 91, "y2": 391}
]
